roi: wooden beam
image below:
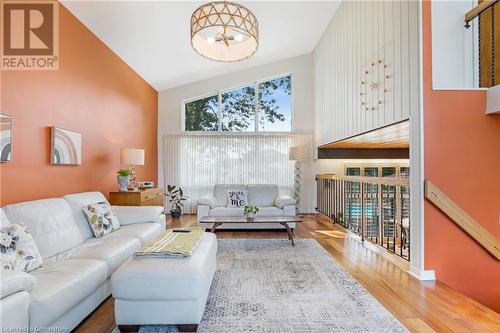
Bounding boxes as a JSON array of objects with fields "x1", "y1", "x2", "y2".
[
  {"x1": 424, "y1": 180, "x2": 500, "y2": 260},
  {"x1": 465, "y1": 0, "x2": 498, "y2": 26},
  {"x1": 318, "y1": 120, "x2": 409, "y2": 149},
  {"x1": 317, "y1": 148, "x2": 409, "y2": 159}
]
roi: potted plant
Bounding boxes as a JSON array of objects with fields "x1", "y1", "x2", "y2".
[
  {"x1": 165, "y1": 185, "x2": 188, "y2": 218},
  {"x1": 243, "y1": 205, "x2": 259, "y2": 221},
  {"x1": 116, "y1": 169, "x2": 130, "y2": 192}
]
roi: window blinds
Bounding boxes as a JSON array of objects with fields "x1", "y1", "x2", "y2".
[{"x1": 163, "y1": 133, "x2": 312, "y2": 213}]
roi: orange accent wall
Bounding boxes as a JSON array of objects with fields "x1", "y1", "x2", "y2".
[
  {"x1": 423, "y1": 1, "x2": 500, "y2": 313},
  {"x1": 0, "y1": 6, "x2": 158, "y2": 205}
]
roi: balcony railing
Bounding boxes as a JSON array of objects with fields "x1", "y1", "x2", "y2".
[
  {"x1": 465, "y1": 0, "x2": 500, "y2": 87},
  {"x1": 316, "y1": 174, "x2": 410, "y2": 260}
]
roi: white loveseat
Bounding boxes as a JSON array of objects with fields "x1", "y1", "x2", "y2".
[
  {"x1": 197, "y1": 184, "x2": 296, "y2": 229},
  {"x1": 0, "y1": 192, "x2": 165, "y2": 333}
]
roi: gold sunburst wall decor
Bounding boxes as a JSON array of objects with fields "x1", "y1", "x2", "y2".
[
  {"x1": 191, "y1": 1, "x2": 259, "y2": 62},
  {"x1": 360, "y1": 59, "x2": 392, "y2": 112}
]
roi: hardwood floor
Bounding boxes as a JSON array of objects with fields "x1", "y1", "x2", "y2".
[{"x1": 74, "y1": 214, "x2": 500, "y2": 333}]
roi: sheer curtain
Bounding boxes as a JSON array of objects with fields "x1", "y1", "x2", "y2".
[{"x1": 163, "y1": 133, "x2": 312, "y2": 213}]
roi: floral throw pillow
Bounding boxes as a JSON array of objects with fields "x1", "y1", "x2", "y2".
[
  {"x1": 82, "y1": 202, "x2": 120, "y2": 238},
  {"x1": 227, "y1": 190, "x2": 248, "y2": 208},
  {"x1": 0, "y1": 223, "x2": 43, "y2": 272}
]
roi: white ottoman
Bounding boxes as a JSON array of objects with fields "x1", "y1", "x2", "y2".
[{"x1": 111, "y1": 232, "x2": 217, "y2": 333}]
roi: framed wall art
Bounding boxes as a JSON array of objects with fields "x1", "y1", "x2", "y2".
[
  {"x1": 0, "y1": 113, "x2": 13, "y2": 162},
  {"x1": 51, "y1": 127, "x2": 82, "y2": 165}
]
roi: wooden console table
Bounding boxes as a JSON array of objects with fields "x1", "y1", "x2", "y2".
[{"x1": 109, "y1": 187, "x2": 163, "y2": 206}]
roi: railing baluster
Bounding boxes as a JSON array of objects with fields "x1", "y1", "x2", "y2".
[{"x1": 315, "y1": 174, "x2": 409, "y2": 261}]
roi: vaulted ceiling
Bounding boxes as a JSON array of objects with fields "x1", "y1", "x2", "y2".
[{"x1": 62, "y1": 1, "x2": 341, "y2": 91}]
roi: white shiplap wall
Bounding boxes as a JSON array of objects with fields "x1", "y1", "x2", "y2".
[{"x1": 313, "y1": 0, "x2": 419, "y2": 147}]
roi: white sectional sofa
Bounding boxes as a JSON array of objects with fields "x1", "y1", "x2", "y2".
[
  {"x1": 0, "y1": 192, "x2": 165, "y2": 333},
  {"x1": 197, "y1": 184, "x2": 296, "y2": 229}
]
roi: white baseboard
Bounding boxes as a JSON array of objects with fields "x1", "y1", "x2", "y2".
[{"x1": 409, "y1": 265, "x2": 436, "y2": 281}]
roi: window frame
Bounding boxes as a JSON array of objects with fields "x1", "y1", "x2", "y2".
[
  {"x1": 344, "y1": 163, "x2": 410, "y2": 178},
  {"x1": 181, "y1": 73, "x2": 293, "y2": 134}
]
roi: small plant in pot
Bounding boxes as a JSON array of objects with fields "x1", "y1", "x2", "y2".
[
  {"x1": 243, "y1": 205, "x2": 259, "y2": 221},
  {"x1": 165, "y1": 185, "x2": 188, "y2": 219},
  {"x1": 116, "y1": 169, "x2": 130, "y2": 192}
]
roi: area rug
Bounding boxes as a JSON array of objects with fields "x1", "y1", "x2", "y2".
[{"x1": 139, "y1": 239, "x2": 408, "y2": 333}]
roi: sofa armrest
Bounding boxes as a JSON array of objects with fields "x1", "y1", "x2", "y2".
[
  {"x1": 197, "y1": 205, "x2": 211, "y2": 223},
  {"x1": 274, "y1": 195, "x2": 296, "y2": 209},
  {"x1": 197, "y1": 194, "x2": 216, "y2": 209},
  {"x1": 1, "y1": 269, "x2": 36, "y2": 299},
  {"x1": 112, "y1": 206, "x2": 166, "y2": 228}
]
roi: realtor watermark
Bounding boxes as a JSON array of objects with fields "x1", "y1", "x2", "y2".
[{"x1": 1, "y1": 0, "x2": 59, "y2": 70}]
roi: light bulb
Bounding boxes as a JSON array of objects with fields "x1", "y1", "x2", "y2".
[
  {"x1": 207, "y1": 37, "x2": 215, "y2": 45},
  {"x1": 234, "y1": 34, "x2": 243, "y2": 42}
]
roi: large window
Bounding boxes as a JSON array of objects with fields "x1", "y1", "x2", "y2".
[{"x1": 183, "y1": 74, "x2": 292, "y2": 132}]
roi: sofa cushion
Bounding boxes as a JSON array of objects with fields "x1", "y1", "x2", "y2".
[
  {"x1": 3, "y1": 199, "x2": 84, "y2": 259},
  {"x1": 209, "y1": 207, "x2": 244, "y2": 217},
  {"x1": 111, "y1": 233, "x2": 217, "y2": 301},
  {"x1": 111, "y1": 206, "x2": 165, "y2": 227},
  {"x1": 105, "y1": 223, "x2": 163, "y2": 245},
  {"x1": 82, "y1": 202, "x2": 120, "y2": 238},
  {"x1": 1, "y1": 223, "x2": 43, "y2": 272},
  {"x1": 29, "y1": 259, "x2": 107, "y2": 327},
  {"x1": 247, "y1": 184, "x2": 279, "y2": 207},
  {"x1": 214, "y1": 184, "x2": 246, "y2": 207},
  {"x1": 255, "y1": 207, "x2": 283, "y2": 216},
  {"x1": 62, "y1": 192, "x2": 108, "y2": 240},
  {"x1": 60, "y1": 237, "x2": 140, "y2": 278}
]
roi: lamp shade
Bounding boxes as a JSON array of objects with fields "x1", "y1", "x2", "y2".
[
  {"x1": 289, "y1": 146, "x2": 308, "y2": 162},
  {"x1": 191, "y1": 2, "x2": 259, "y2": 62},
  {"x1": 121, "y1": 148, "x2": 144, "y2": 165}
]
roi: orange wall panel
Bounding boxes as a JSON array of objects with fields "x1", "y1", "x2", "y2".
[
  {"x1": 423, "y1": 1, "x2": 500, "y2": 313},
  {"x1": 0, "y1": 6, "x2": 158, "y2": 205}
]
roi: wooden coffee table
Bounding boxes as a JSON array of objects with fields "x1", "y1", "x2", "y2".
[{"x1": 199, "y1": 215, "x2": 303, "y2": 246}]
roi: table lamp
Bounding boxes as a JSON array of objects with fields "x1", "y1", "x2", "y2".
[
  {"x1": 121, "y1": 148, "x2": 144, "y2": 184},
  {"x1": 289, "y1": 146, "x2": 308, "y2": 214}
]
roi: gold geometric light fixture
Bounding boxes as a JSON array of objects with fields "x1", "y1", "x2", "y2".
[{"x1": 190, "y1": 1, "x2": 259, "y2": 62}]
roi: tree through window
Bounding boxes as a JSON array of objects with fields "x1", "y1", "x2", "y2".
[
  {"x1": 184, "y1": 94, "x2": 218, "y2": 131},
  {"x1": 183, "y1": 74, "x2": 292, "y2": 132}
]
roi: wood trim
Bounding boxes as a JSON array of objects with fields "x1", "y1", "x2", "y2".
[
  {"x1": 424, "y1": 180, "x2": 500, "y2": 260},
  {"x1": 465, "y1": 0, "x2": 498, "y2": 25},
  {"x1": 318, "y1": 120, "x2": 409, "y2": 149},
  {"x1": 317, "y1": 148, "x2": 409, "y2": 160}
]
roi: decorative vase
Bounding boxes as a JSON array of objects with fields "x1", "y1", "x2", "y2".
[
  {"x1": 246, "y1": 212, "x2": 254, "y2": 221},
  {"x1": 117, "y1": 175, "x2": 129, "y2": 192}
]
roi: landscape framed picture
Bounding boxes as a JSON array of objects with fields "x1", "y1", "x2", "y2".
[
  {"x1": 0, "y1": 113, "x2": 13, "y2": 162},
  {"x1": 51, "y1": 127, "x2": 82, "y2": 165}
]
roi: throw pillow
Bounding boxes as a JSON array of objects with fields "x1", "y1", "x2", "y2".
[
  {"x1": 0, "y1": 224, "x2": 43, "y2": 272},
  {"x1": 227, "y1": 190, "x2": 248, "y2": 208},
  {"x1": 82, "y1": 202, "x2": 120, "y2": 238}
]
